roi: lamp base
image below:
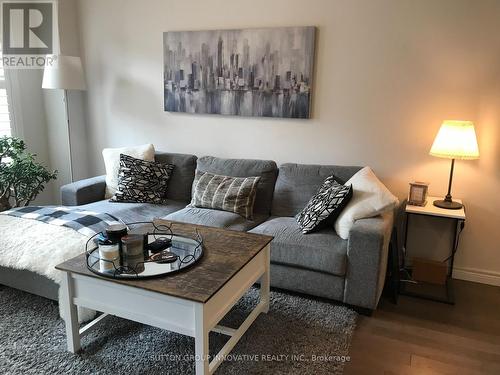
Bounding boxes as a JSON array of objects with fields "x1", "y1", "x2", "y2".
[{"x1": 433, "y1": 199, "x2": 463, "y2": 210}]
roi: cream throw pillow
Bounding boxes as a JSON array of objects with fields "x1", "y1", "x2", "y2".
[
  {"x1": 102, "y1": 144, "x2": 155, "y2": 198},
  {"x1": 334, "y1": 167, "x2": 398, "y2": 240}
]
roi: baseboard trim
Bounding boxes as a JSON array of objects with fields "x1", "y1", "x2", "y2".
[{"x1": 453, "y1": 267, "x2": 500, "y2": 287}]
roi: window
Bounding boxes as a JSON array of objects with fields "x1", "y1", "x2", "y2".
[{"x1": 0, "y1": 48, "x2": 13, "y2": 137}]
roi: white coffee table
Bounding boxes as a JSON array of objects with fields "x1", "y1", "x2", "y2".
[{"x1": 56, "y1": 222, "x2": 272, "y2": 374}]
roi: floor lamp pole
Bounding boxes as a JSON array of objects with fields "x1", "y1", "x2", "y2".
[{"x1": 63, "y1": 89, "x2": 74, "y2": 182}]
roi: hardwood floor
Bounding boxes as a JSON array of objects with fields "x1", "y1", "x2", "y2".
[{"x1": 344, "y1": 280, "x2": 500, "y2": 374}]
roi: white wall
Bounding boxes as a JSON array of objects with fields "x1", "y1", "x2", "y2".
[
  {"x1": 10, "y1": 69, "x2": 56, "y2": 205},
  {"x1": 74, "y1": 0, "x2": 500, "y2": 284}
]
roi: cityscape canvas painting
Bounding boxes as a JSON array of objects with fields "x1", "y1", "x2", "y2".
[{"x1": 163, "y1": 27, "x2": 315, "y2": 118}]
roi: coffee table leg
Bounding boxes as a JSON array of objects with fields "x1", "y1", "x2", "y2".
[
  {"x1": 194, "y1": 303, "x2": 209, "y2": 374},
  {"x1": 261, "y1": 244, "x2": 271, "y2": 313},
  {"x1": 61, "y1": 272, "x2": 81, "y2": 353}
]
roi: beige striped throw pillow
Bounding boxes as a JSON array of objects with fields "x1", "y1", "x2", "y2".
[{"x1": 190, "y1": 170, "x2": 260, "y2": 220}]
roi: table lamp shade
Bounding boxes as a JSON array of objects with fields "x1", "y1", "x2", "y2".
[
  {"x1": 429, "y1": 120, "x2": 479, "y2": 160},
  {"x1": 42, "y1": 55, "x2": 86, "y2": 90}
]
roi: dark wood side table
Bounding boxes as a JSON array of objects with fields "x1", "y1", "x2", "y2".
[{"x1": 399, "y1": 196, "x2": 466, "y2": 305}]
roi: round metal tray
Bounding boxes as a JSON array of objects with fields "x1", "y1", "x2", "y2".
[{"x1": 85, "y1": 221, "x2": 203, "y2": 279}]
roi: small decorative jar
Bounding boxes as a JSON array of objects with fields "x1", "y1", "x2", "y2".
[
  {"x1": 98, "y1": 239, "x2": 120, "y2": 273},
  {"x1": 106, "y1": 224, "x2": 128, "y2": 264},
  {"x1": 106, "y1": 224, "x2": 128, "y2": 242},
  {"x1": 121, "y1": 234, "x2": 145, "y2": 273}
]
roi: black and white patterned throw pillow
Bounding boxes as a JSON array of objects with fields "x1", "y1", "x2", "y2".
[
  {"x1": 110, "y1": 154, "x2": 174, "y2": 204},
  {"x1": 296, "y1": 176, "x2": 353, "y2": 234}
]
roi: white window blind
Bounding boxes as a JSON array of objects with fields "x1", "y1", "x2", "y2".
[{"x1": 0, "y1": 47, "x2": 13, "y2": 137}]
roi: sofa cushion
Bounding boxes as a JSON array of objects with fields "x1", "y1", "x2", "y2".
[
  {"x1": 190, "y1": 171, "x2": 260, "y2": 219},
  {"x1": 334, "y1": 167, "x2": 398, "y2": 239},
  {"x1": 249, "y1": 217, "x2": 347, "y2": 276},
  {"x1": 196, "y1": 156, "x2": 278, "y2": 216},
  {"x1": 102, "y1": 144, "x2": 155, "y2": 199},
  {"x1": 271, "y1": 163, "x2": 362, "y2": 217},
  {"x1": 270, "y1": 263, "x2": 345, "y2": 301},
  {"x1": 155, "y1": 152, "x2": 197, "y2": 203},
  {"x1": 165, "y1": 207, "x2": 268, "y2": 232},
  {"x1": 78, "y1": 199, "x2": 186, "y2": 223},
  {"x1": 111, "y1": 154, "x2": 175, "y2": 204},
  {"x1": 296, "y1": 177, "x2": 353, "y2": 233}
]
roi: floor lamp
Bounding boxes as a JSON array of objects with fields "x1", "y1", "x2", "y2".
[{"x1": 42, "y1": 55, "x2": 86, "y2": 182}]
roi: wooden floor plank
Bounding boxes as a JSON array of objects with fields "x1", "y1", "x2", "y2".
[
  {"x1": 344, "y1": 280, "x2": 500, "y2": 375},
  {"x1": 352, "y1": 329, "x2": 484, "y2": 372},
  {"x1": 410, "y1": 354, "x2": 483, "y2": 375}
]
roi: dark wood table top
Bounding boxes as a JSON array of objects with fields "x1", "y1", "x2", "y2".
[{"x1": 56, "y1": 220, "x2": 273, "y2": 303}]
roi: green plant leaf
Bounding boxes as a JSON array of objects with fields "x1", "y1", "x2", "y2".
[{"x1": 0, "y1": 136, "x2": 58, "y2": 209}]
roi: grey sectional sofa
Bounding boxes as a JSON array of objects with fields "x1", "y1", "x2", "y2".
[{"x1": 3, "y1": 151, "x2": 393, "y2": 313}]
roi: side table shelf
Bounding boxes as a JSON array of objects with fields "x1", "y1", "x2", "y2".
[{"x1": 397, "y1": 196, "x2": 466, "y2": 305}]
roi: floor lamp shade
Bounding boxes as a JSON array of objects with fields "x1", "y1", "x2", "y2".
[
  {"x1": 42, "y1": 55, "x2": 86, "y2": 90},
  {"x1": 429, "y1": 120, "x2": 479, "y2": 209}
]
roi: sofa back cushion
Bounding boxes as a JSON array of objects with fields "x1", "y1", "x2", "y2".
[
  {"x1": 196, "y1": 156, "x2": 278, "y2": 216},
  {"x1": 155, "y1": 152, "x2": 197, "y2": 202},
  {"x1": 272, "y1": 163, "x2": 362, "y2": 217}
]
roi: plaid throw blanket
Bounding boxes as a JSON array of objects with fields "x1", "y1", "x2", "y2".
[{"x1": 0, "y1": 206, "x2": 122, "y2": 237}]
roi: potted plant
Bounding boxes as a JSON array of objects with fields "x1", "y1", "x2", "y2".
[{"x1": 0, "y1": 136, "x2": 58, "y2": 211}]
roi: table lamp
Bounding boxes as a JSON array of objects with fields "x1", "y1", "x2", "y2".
[
  {"x1": 429, "y1": 120, "x2": 479, "y2": 209},
  {"x1": 42, "y1": 55, "x2": 86, "y2": 182}
]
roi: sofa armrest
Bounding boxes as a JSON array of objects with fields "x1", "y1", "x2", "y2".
[
  {"x1": 343, "y1": 211, "x2": 394, "y2": 310},
  {"x1": 61, "y1": 175, "x2": 106, "y2": 206}
]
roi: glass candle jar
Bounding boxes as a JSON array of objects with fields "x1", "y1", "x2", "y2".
[
  {"x1": 121, "y1": 234, "x2": 145, "y2": 273},
  {"x1": 98, "y1": 240, "x2": 120, "y2": 273},
  {"x1": 106, "y1": 223, "x2": 128, "y2": 266},
  {"x1": 106, "y1": 223, "x2": 128, "y2": 242}
]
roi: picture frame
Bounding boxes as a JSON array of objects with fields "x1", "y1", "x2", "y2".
[
  {"x1": 408, "y1": 181, "x2": 429, "y2": 206},
  {"x1": 163, "y1": 26, "x2": 316, "y2": 118}
]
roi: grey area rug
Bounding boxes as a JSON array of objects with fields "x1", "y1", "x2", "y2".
[{"x1": 0, "y1": 285, "x2": 357, "y2": 374}]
